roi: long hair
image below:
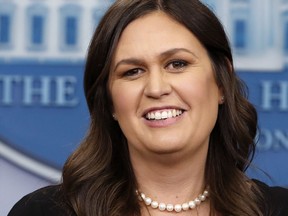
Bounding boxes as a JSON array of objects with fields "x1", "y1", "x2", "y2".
[{"x1": 62, "y1": 0, "x2": 264, "y2": 215}]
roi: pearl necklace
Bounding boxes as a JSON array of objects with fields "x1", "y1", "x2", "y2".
[{"x1": 136, "y1": 189, "x2": 209, "y2": 213}]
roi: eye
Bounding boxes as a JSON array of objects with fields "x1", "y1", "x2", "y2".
[
  {"x1": 165, "y1": 60, "x2": 188, "y2": 72},
  {"x1": 123, "y1": 68, "x2": 144, "y2": 77}
]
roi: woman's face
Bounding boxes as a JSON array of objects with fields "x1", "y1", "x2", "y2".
[{"x1": 109, "y1": 12, "x2": 222, "y2": 159}]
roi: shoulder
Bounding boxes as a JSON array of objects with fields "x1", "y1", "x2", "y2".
[
  {"x1": 253, "y1": 179, "x2": 288, "y2": 216},
  {"x1": 8, "y1": 185, "x2": 74, "y2": 216}
]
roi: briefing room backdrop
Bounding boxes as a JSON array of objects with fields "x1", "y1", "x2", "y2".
[{"x1": 0, "y1": 0, "x2": 287, "y2": 215}]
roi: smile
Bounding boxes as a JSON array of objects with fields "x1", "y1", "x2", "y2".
[{"x1": 145, "y1": 109, "x2": 184, "y2": 120}]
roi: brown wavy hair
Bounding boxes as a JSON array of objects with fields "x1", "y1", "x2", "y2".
[{"x1": 62, "y1": 0, "x2": 265, "y2": 215}]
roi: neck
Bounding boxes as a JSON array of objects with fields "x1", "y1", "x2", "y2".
[{"x1": 130, "y1": 148, "x2": 207, "y2": 204}]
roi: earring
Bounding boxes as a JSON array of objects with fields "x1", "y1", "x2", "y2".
[
  {"x1": 220, "y1": 96, "x2": 225, "y2": 104},
  {"x1": 112, "y1": 113, "x2": 117, "y2": 120}
]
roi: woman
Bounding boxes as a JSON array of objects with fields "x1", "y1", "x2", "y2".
[{"x1": 8, "y1": 0, "x2": 288, "y2": 215}]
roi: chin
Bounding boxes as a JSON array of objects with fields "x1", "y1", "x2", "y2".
[{"x1": 147, "y1": 143, "x2": 186, "y2": 155}]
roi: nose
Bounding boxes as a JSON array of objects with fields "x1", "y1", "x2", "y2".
[{"x1": 144, "y1": 69, "x2": 172, "y2": 99}]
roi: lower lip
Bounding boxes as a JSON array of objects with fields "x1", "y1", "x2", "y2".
[{"x1": 143, "y1": 112, "x2": 185, "y2": 128}]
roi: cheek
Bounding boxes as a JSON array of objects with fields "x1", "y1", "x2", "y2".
[
  {"x1": 177, "y1": 76, "x2": 210, "y2": 97},
  {"x1": 176, "y1": 74, "x2": 219, "y2": 107},
  {"x1": 113, "y1": 96, "x2": 127, "y2": 114},
  {"x1": 111, "y1": 88, "x2": 127, "y2": 113},
  {"x1": 110, "y1": 83, "x2": 140, "y2": 116}
]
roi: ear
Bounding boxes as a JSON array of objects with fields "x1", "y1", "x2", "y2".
[
  {"x1": 226, "y1": 57, "x2": 233, "y2": 73},
  {"x1": 218, "y1": 87, "x2": 225, "y2": 105},
  {"x1": 219, "y1": 95, "x2": 225, "y2": 104},
  {"x1": 217, "y1": 58, "x2": 232, "y2": 105},
  {"x1": 112, "y1": 113, "x2": 117, "y2": 121},
  {"x1": 109, "y1": 96, "x2": 116, "y2": 120}
]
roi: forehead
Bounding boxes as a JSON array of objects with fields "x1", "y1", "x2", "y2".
[{"x1": 113, "y1": 11, "x2": 207, "y2": 61}]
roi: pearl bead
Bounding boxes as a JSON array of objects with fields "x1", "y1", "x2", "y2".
[
  {"x1": 166, "y1": 204, "x2": 174, "y2": 212},
  {"x1": 195, "y1": 198, "x2": 201, "y2": 205},
  {"x1": 189, "y1": 200, "x2": 196, "y2": 209},
  {"x1": 199, "y1": 194, "x2": 206, "y2": 201},
  {"x1": 144, "y1": 197, "x2": 152, "y2": 205},
  {"x1": 174, "y1": 204, "x2": 182, "y2": 212},
  {"x1": 182, "y1": 203, "x2": 189, "y2": 210},
  {"x1": 159, "y1": 203, "x2": 166, "y2": 211},
  {"x1": 203, "y1": 190, "x2": 209, "y2": 197},
  {"x1": 140, "y1": 193, "x2": 145, "y2": 199},
  {"x1": 151, "y1": 201, "x2": 159, "y2": 209}
]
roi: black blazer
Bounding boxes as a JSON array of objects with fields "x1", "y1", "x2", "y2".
[
  {"x1": 8, "y1": 180, "x2": 288, "y2": 216},
  {"x1": 8, "y1": 185, "x2": 74, "y2": 216}
]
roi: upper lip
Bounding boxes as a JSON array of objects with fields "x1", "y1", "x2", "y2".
[{"x1": 141, "y1": 106, "x2": 186, "y2": 117}]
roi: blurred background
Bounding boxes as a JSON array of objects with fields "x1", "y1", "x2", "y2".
[{"x1": 0, "y1": 0, "x2": 287, "y2": 215}]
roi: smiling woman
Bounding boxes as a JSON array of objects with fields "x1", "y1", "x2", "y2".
[
  {"x1": 109, "y1": 12, "x2": 220, "y2": 160},
  {"x1": 8, "y1": 0, "x2": 288, "y2": 216}
]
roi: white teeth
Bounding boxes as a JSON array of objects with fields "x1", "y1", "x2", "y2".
[
  {"x1": 162, "y1": 111, "x2": 168, "y2": 119},
  {"x1": 172, "y1": 109, "x2": 177, "y2": 117},
  {"x1": 145, "y1": 109, "x2": 183, "y2": 120},
  {"x1": 155, "y1": 112, "x2": 161, "y2": 120}
]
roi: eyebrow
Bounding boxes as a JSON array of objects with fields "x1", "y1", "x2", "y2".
[
  {"x1": 159, "y1": 48, "x2": 198, "y2": 59},
  {"x1": 113, "y1": 48, "x2": 198, "y2": 72}
]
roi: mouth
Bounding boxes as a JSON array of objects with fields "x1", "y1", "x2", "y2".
[{"x1": 144, "y1": 109, "x2": 185, "y2": 121}]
